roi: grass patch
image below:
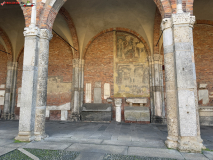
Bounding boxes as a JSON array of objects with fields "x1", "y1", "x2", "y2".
[
  {"x1": 203, "y1": 148, "x2": 213, "y2": 152},
  {"x1": 0, "y1": 149, "x2": 32, "y2": 160},
  {"x1": 25, "y1": 148, "x2": 79, "y2": 160},
  {"x1": 14, "y1": 139, "x2": 29, "y2": 143}
]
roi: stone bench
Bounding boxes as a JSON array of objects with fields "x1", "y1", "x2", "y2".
[
  {"x1": 81, "y1": 103, "x2": 112, "y2": 121},
  {"x1": 199, "y1": 106, "x2": 213, "y2": 126},
  {"x1": 125, "y1": 98, "x2": 150, "y2": 122},
  {"x1": 126, "y1": 98, "x2": 147, "y2": 106}
]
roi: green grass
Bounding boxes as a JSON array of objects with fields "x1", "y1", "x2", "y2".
[
  {"x1": 202, "y1": 148, "x2": 213, "y2": 152},
  {"x1": 0, "y1": 149, "x2": 32, "y2": 160},
  {"x1": 14, "y1": 139, "x2": 29, "y2": 143},
  {"x1": 25, "y1": 148, "x2": 79, "y2": 160}
]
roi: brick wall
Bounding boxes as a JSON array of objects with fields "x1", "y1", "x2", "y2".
[
  {"x1": 84, "y1": 32, "x2": 114, "y2": 103},
  {"x1": 15, "y1": 34, "x2": 73, "y2": 120},
  {"x1": 194, "y1": 24, "x2": 213, "y2": 106},
  {"x1": 0, "y1": 44, "x2": 7, "y2": 115}
]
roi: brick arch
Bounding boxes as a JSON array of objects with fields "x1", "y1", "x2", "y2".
[
  {"x1": 153, "y1": 0, "x2": 172, "y2": 18},
  {"x1": 0, "y1": 27, "x2": 13, "y2": 61},
  {"x1": 196, "y1": 20, "x2": 213, "y2": 26},
  {"x1": 83, "y1": 28, "x2": 151, "y2": 59},
  {"x1": 59, "y1": 7, "x2": 79, "y2": 59}
]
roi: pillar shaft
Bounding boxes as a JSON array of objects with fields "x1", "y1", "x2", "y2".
[
  {"x1": 34, "y1": 29, "x2": 52, "y2": 141},
  {"x1": 172, "y1": 12, "x2": 204, "y2": 152},
  {"x1": 15, "y1": 26, "x2": 40, "y2": 141},
  {"x1": 161, "y1": 18, "x2": 179, "y2": 149},
  {"x1": 70, "y1": 59, "x2": 80, "y2": 121},
  {"x1": 10, "y1": 62, "x2": 18, "y2": 120},
  {"x1": 2, "y1": 62, "x2": 16, "y2": 120}
]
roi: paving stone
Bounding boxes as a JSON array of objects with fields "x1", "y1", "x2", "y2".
[
  {"x1": 128, "y1": 147, "x2": 184, "y2": 159},
  {"x1": 66, "y1": 143, "x2": 128, "y2": 155},
  {"x1": 181, "y1": 152, "x2": 208, "y2": 160},
  {"x1": 45, "y1": 137, "x2": 103, "y2": 144},
  {"x1": 22, "y1": 141, "x2": 72, "y2": 150},
  {"x1": 0, "y1": 138, "x2": 14, "y2": 147},
  {"x1": 203, "y1": 151, "x2": 213, "y2": 160}
]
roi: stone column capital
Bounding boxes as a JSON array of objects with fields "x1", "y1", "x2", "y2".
[
  {"x1": 72, "y1": 59, "x2": 80, "y2": 68},
  {"x1": 114, "y1": 98, "x2": 122, "y2": 107},
  {"x1": 153, "y1": 54, "x2": 163, "y2": 62},
  {"x1": 161, "y1": 18, "x2": 172, "y2": 31},
  {"x1": 40, "y1": 29, "x2": 53, "y2": 40},
  {"x1": 148, "y1": 56, "x2": 153, "y2": 64},
  {"x1": 172, "y1": 12, "x2": 195, "y2": 28},
  {"x1": 23, "y1": 26, "x2": 40, "y2": 37}
]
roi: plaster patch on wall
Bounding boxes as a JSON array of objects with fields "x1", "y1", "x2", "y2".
[
  {"x1": 85, "y1": 83, "x2": 91, "y2": 103},
  {"x1": 46, "y1": 102, "x2": 70, "y2": 120},
  {"x1": 47, "y1": 77, "x2": 71, "y2": 94},
  {"x1": 114, "y1": 32, "x2": 150, "y2": 97},
  {"x1": 199, "y1": 90, "x2": 209, "y2": 105},
  {"x1": 0, "y1": 84, "x2": 5, "y2": 89},
  {"x1": 104, "y1": 83, "x2": 110, "y2": 99}
]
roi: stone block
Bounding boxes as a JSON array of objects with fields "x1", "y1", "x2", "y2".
[
  {"x1": 81, "y1": 103, "x2": 112, "y2": 121},
  {"x1": 124, "y1": 107, "x2": 150, "y2": 122},
  {"x1": 198, "y1": 90, "x2": 209, "y2": 104},
  {"x1": 81, "y1": 111, "x2": 112, "y2": 121},
  {"x1": 61, "y1": 110, "x2": 68, "y2": 121},
  {"x1": 199, "y1": 84, "x2": 207, "y2": 89},
  {"x1": 126, "y1": 98, "x2": 147, "y2": 105},
  {"x1": 0, "y1": 90, "x2": 5, "y2": 96},
  {"x1": 0, "y1": 85, "x2": 5, "y2": 89},
  {"x1": 94, "y1": 88, "x2": 102, "y2": 103},
  {"x1": 0, "y1": 97, "x2": 4, "y2": 105}
]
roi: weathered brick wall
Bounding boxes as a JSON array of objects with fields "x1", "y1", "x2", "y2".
[
  {"x1": 15, "y1": 34, "x2": 73, "y2": 120},
  {"x1": 84, "y1": 32, "x2": 114, "y2": 103},
  {"x1": 0, "y1": 45, "x2": 7, "y2": 115},
  {"x1": 194, "y1": 24, "x2": 213, "y2": 106}
]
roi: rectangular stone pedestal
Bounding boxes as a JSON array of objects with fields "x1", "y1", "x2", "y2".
[
  {"x1": 124, "y1": 106, "x2": 150, "y2": 123},
  {"x1": 81, "y1": 103, "x2": 112, "y2": 121}
]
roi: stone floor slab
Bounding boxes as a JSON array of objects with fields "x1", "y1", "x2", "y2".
[
  {"x1": 0, "y1": 138, "x2": 14, "y2": 147},
  {"x1": 22, "y1": 141, "x2": 72, "y2": 150},
  {"x1": 128, "y1": 147, "x2": 184, "y2": 159},
  {"x1": 203, "y1": 151, "x2": 213, "y2": 160},
  {"x1": 66, "y1": 143, "x2": 128, "y2": 155},
  {"x1": 181, "y1": 152, "x2": 209, "y2": 160}
]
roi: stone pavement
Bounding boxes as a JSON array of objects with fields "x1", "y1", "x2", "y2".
[{"x1": 0, "y1": 120, "x2": 213, "y2": 159}]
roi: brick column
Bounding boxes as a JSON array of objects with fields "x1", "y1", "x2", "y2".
[
  {"x1": 172, "y1": 13, "x2": 204, "y2": 153},
  {"x1": 2, "y1": 62, "x2": 17, "y2": 120},
  {"x1": 34, "y1": 29, "x2": 52, "y2": 141},
  {"x1": 15, "y1": 26, "x2": 40, "y2": 141},
  {"x1": 161, "y1": 18, "x2": 179, "y2": 149},
  {"x1": 70, "y1": 59, "x2": 80, "y2": 121}
]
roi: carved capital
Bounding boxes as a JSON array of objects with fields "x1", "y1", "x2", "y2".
[
  {"x1": 172, "y1": 13, "x2": 195, "y2": 28},
  {"x1": 153, "y1": 54, "x2": 163, "y2": 62},
  {"x1": 72, "y1": 59, "x2": 80, "y2": 68},
  {"x1": 23, "y1": 26, "x2": 40, "y2": 37},
  {"x1": 161, "y1": 18, "x2": 172, "y2": 31},
  {"x1": 114, "y1": 98, "x2": 122, "y2": 107},
  {"x1": 40, "y1": 29, "x2": 53, "y2": 40}
]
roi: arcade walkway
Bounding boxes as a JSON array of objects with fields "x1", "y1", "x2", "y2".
[{"x1": 0, "y1": 121, "x2": 213, "y2": 159}]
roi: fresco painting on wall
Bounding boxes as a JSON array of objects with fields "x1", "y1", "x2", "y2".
[{"x1": 114, "y1": 32, "x2": 149, "y2": 97}]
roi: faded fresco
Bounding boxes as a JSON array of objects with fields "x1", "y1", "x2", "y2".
[{"x1": 114, "y1": 32, "x2": 149, "y2": 97}]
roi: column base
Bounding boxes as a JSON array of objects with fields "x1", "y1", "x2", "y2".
[
  {"x1": 34, "y1": 132, "x2": 49, "y2": 141},
  {"x1": 1, "y1": 113, "x2": 11, "y2": 120},
  {"x1": 177, "y1": 136, "x2": 205, "y2": 153},
  {"x1": 15, "y1": 132, "x2": 34, "y2": 142},
  {"x1": 69, "y1": 113, "x2": 80, "y2": 121},
  {"x1": 151, "y1": 116, "x2": 167, "y2": 124},
  {"x1": 165, "y1": 136, "x2": 178, "y2": 149}
]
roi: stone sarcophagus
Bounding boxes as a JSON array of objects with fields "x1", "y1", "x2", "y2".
[
  {"x1": 124, "y1": 98, "x2": 150, "y2": 123},
  {"x1": 81, "y1": 103, "x2": 112, "y2": 121}
]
